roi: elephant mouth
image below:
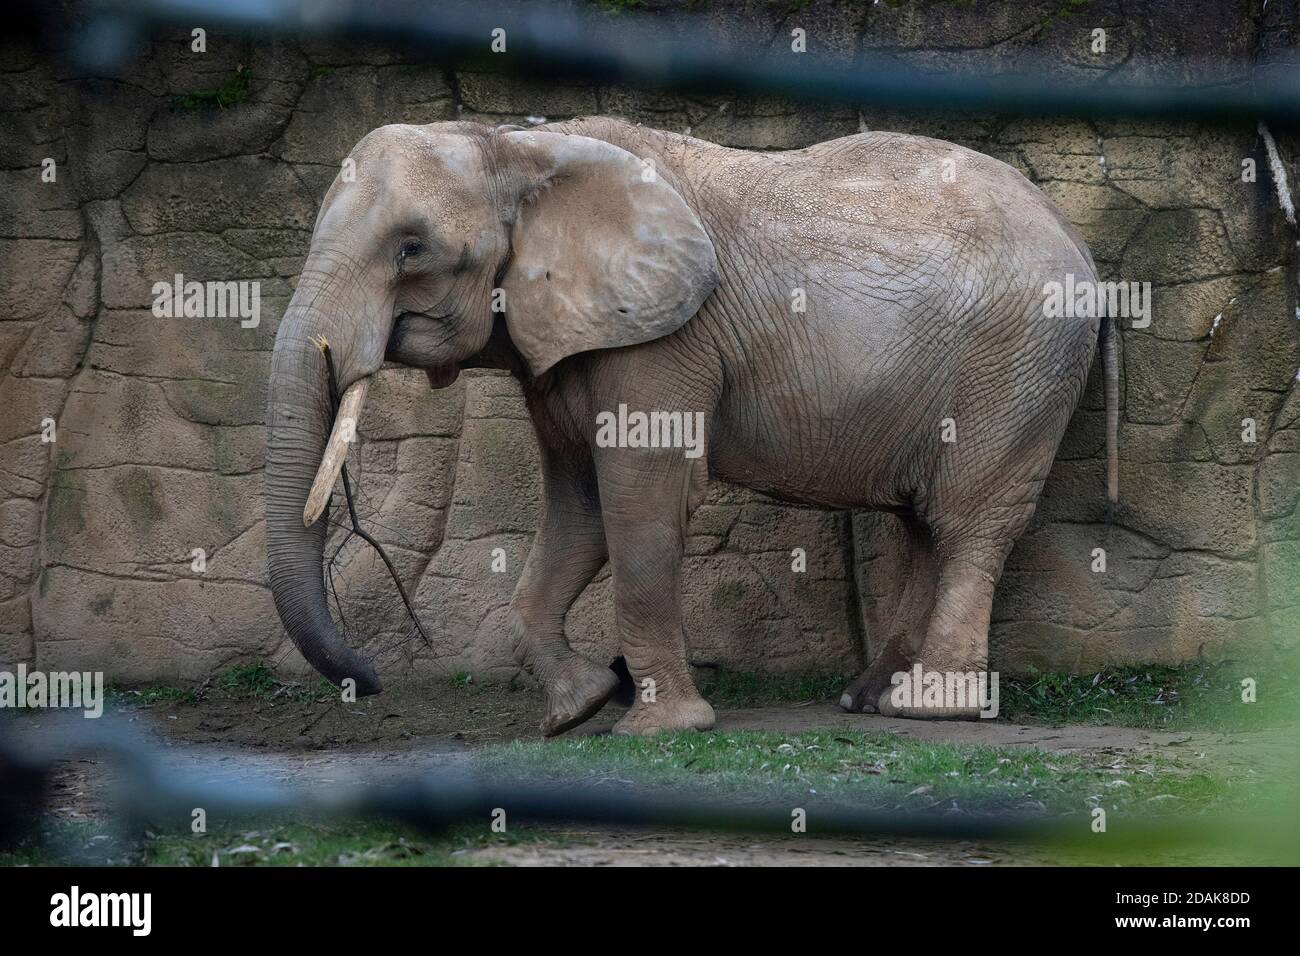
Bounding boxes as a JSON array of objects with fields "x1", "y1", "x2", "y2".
[
  {"x1": 301, "y1": 360, "x2": 457, "y2": 528},
  {"x1": 387, "y1": 313, "x2": 461, "y2": 390},
  {"x1": 424, "y1": 365, "x2": 460, "y2": 389}
]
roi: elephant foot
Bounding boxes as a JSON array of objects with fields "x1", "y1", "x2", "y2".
[
  {"x1": 875, "y1": 686, "x2": 982, "y2": 721},
  {"x1": 839, "y1": 654, "x2": 910, "y2": 714},
  {"x1": 839, "y1": 669, "x2": 892, "y2": 714},
  {"x1": 539, "y1": 656, "x2": 620, "y2": 737},
  {"x1": 611, "y1": 694, "x2": 715, "y2": 737}
]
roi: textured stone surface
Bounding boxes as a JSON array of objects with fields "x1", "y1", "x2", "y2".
[{"x1": 1, "y1": 1, "x2": 1297, "y2": 685}]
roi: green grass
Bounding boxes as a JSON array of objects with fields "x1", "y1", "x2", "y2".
[
  {"x1": 700, "y1": 657, "x2": 1300, "y2": 732},
  {"x1": 1055, "y1": 0, "x2": 1095, "y2": 17},
  {"x1": 475, "y1": 729, "x2": 1299, "y2": 864},
  {"x1": 697, "y1": 668, "x2": 850, "y2": 707},
  {"x1": 212, "y1": 662, "x2": 334, "y2": 703},
  {"x1": 594, "y1": 0, "x2": 646, "y2": 13},
  {"x1": 215, "y1": 661, "x2": 279, "y2": 697},
  {"x1": 475, "y1": 729, "x2": 1244, "y2": 817},
  {"x1": 106, "y1": 683, "x2": 198, "y2": 707},
  {"x1": 999, "y1": 659, "x2": 1300, "y2": 731},
  {"x1": 106, "y1": 662, "x2": 336, "y2": 710},
  {"x1": 97, "y1": 656, "x2": 1300, "y2": 731},
  {"x1": 7, "y1": 728, "x2": 1289, "y2": 867},
  {"x1": 169, "y1": 67, "x2": 251, "y2": 110},
  {"x1": 0, "y1": 820, "x2": 162, "y2": 867},
  {"x1": 14, "y1": 655, "x2": 1290, "y2": 866},
  {"x1": 0, "y1": 819, "x2": 533, "y2": 868},
  {"x1": 144, "y1": 821, "x2": 531, "y2": 867}
]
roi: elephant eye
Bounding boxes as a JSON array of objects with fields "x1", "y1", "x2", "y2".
[{"x1": 399, "y1": 239, "x2": 424, "y2": 260}]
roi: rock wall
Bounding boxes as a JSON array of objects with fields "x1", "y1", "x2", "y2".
[{"x1": 2, "y1": 0, "x2": 1297, "y2": 687}]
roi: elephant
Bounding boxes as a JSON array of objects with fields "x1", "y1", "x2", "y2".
[{"x1": 264, "y1": 116, "x2": 1118, "y2": 737}]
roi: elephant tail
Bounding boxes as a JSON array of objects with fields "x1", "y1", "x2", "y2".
[{"x1": 1099, "y1": 313, "x2": 1119, "y2": 519}]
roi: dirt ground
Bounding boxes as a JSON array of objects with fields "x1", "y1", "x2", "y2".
[
  {"x1": 98, "y1": 681, "x2": 1253, "y2": 753},
  {"x1": 11, "y1": 683, "x2": 1285, "y2": 866}
]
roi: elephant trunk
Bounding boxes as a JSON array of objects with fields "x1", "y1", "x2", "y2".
[{"x1": 264, "y1": 271, "x2": 382, "y2": 696}]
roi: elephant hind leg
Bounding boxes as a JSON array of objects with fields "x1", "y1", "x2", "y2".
[
  {"x1": 878, "y1": 488, "x2": 1039, "y2": 720},
  {"x1": 876, "y1": 548, "x2": 1001, "y2": 720},
  {"x1": 840, "y1": 514, "x2": 938, "y2": 713}
]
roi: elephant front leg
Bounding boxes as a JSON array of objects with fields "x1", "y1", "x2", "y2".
[
  {"x1": 597, "y1": 453, "x2": 715, "y2": 737},
  {"x1": 511, "y1": 448, "x2": 618, "y2": 737}
]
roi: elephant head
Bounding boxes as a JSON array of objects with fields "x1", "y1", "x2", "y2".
[{"x1": 265, "y1": 121, "x2": 718, "y2": 695}]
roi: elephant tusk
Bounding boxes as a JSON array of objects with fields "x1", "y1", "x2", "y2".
[{"x1": 303, "y1": 377, "x2": 369, "y2": 527}]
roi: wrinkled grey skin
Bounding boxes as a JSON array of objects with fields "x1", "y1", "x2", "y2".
[{"x1": 265, "y1": 117, "x2": 1117, "y2": 736}]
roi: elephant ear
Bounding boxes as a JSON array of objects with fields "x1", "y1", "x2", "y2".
[{"x1": 500, "y1": 130, "x2": 718, "y2": 377}]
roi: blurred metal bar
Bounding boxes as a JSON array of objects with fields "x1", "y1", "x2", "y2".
[
  {"x1": 2, "y1": 714, "x2": 1073, "y2": 857},
  {"x1": 68, "y1": 0, "x2": 1300, "y2": 125}
]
